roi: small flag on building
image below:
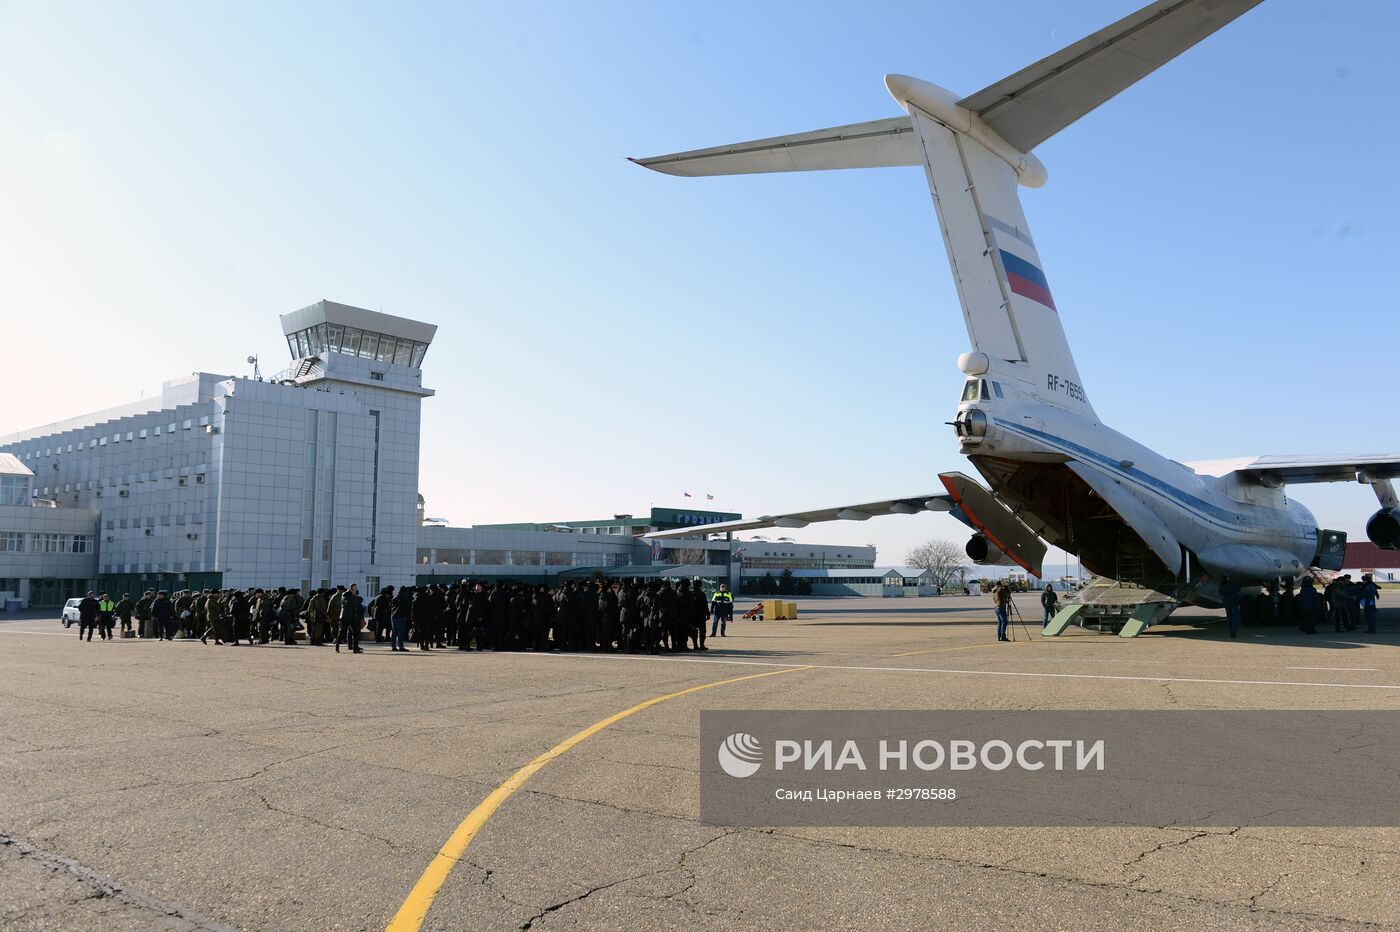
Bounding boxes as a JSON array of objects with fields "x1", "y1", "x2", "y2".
[
  {"x1": 683, "y1": 492, "x2": 692, "y2": 498},
  {"x1": 706, "y1": 494, "x2": 715, "y2": 500}
]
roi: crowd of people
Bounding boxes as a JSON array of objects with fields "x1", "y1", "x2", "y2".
[
  {"x1": 69, "y1": 579, "x2": 738, "y2": 654},
  {"x1": 986, "y1": 574, "x2": 1383, "y2": 641},
  {"x1": 1254, "y1": 573, "x2": 1382, "y2": 635}
]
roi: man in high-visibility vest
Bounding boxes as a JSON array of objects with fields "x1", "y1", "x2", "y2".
[
  {"x1": 710, "y1": 583, "x2": 734, "y2": 638},
  {"x1": 96, "y1": 593, "x2": 116, "y2": 641}
]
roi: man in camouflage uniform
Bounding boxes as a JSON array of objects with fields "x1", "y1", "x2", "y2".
[
  {"x1": 278, "y1": 588, "x2": 302, "y2": 645},
  {"x1": 115, "y1": 593, "x2": 135, "y2": 638},
  {"x1": 200, "y1": 589, "x2": 223, "y2": 645},
  {"x1": 253, "y1": 589, "x2": 274, "y2": 644},
  {"x1": 174, "y1": 591, "x2": 194, "y2": 638},
  {"x1": 306, "y1": 589, "x2": 328, "y2": 646},
  {"x1": 327, "y1": 585, "x2": 344, "y2": 647}
]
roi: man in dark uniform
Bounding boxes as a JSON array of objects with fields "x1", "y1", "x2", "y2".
[
  {"x1": 554, "y1": 584, "x2": 575, "y2": 651},
  {"x1": 599, "y1": 583, "x2": 620, "y2": 652},
  {"x1": 77, "y1": 591, "x2": 99, "y2": 642},
  {"x1": 372, "y1": 587, "x2": 393, "y2": 643},
  {"x1": 575, "y1": 582, "x2": 592, "y2": 649},
  {"x1": 531, "y1": 584, "x2": 553, "y2": 650},
  {"x1": 460, "y1": 583, "x2": 485, "y2": 650},
  {"x1": 1328, "y1": 576, "x2": 1351, "y2": 632},
  {"x1": 1220, "y1": 575, "x2": 1242, "y2": 638},
  {"x1": 1297, "y1": 578, "x2": 1321, "y2": 635},
  {"x1": 338, "y1": 583, "x2": 364, "y2": 653},
  {"x1": 152, "y1": 591, "x2": 175, "y2": 640},
  {"x1": 677, "y1": 580, "x2": 696, "y2": 649},
  {"x1": 658, "y1": 580, "x2": 683, "y2": 652},
  {"x1": 619, "y1": 581, "x2": 641, "y2": 652},
  {"x1": 383, "y1": 586, "x2": 406, "y2": 651},
  {"x1": 642, "y1": 581, "x2": 662, "y2": 652},
  {"x1": 375, "y1": 586, "x2": 395, "y2": 650},
  {"x1": 509, "y1": 586, "x2": 530, "y2": 649},
  {"x1": 1360, "y1": 574, "x2": 1381, "y2": 634},
  {"x1": 1344, "y1": 575, "x2": 1362, "y2": 631},
  {"x1": 232, "y1": 589, "x2": 252, "y2": 645},
  {"x1": 688, "y1": 580, "x2": 708, "y2": 650},
  {"x1": 1278, "y1": 579, "x2": 1298, "y2": 631},
  {"x1": 1040, "y1": 583, "x2": 1058, "y2": 628},
  {"x1": 413, "y1": 585, "x2": 435, "y2": 647},
  {"x1": 394, "y1": 586, "x2": 422, "y2": 651},
  {"x1": 135, "y1": 589, "x2": 155, "y2": 639}
]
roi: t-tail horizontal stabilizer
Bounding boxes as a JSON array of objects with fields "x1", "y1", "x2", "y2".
[
  {"x1": 629, "y1": 117, "x2": 920, "y2": 176},
  {"x1": 938, "y1": 472, "x2": 1046, "y2": 578}
]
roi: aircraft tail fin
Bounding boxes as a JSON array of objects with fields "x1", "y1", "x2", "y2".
[{"x1": 631, "y1": 0, "x2": 1266, "y2": 417}]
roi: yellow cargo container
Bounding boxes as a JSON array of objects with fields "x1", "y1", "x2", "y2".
[
  {"x1": 785, "y1": 601, "x2": 798, "y2": 619},
  {"x1": 762, "y1": 599, "x2": 786, "y2": 620}
]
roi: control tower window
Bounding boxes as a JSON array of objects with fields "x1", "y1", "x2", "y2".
[{"x1": 285, "y1": 322, "x2": 432, "y2": 366}]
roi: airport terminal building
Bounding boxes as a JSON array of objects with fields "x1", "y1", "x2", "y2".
[
  {"x1": 0, "y1": 300, "x2": 884, "y2": 608},
  {"x1": 0, "y1": 301, "x2": 433, "y2": 605}
]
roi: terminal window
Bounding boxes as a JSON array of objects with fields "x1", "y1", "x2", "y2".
[{"x1": 0, "y1": 475, "x2": 28, "y2": 505}]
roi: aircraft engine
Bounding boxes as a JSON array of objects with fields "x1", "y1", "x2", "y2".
[
  {"x1": 1366, "y1": 509, "x2": 1400, "y2": 550},
  {"x1": 966, "y1": 533, "x2": 1016, "y2": 566}
]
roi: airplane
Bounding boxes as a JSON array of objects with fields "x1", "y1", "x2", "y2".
[{"x1": 631, "y1": 0, "x2": 1400, "y2": 633}]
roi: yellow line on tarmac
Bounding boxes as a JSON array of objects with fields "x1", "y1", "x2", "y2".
[
  {"x1": 385, "y1": 665, "x2": 811, "y2": 932},
  {"x1": 893, "y1": 643, "x2": 999, "y2": 658}
]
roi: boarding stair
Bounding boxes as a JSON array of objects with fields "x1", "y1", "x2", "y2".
[{"x1": 1043, "y1": 574, "x2": 1201, "y2": 639}]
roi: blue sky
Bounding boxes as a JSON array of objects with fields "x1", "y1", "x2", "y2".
[{"x1": 1, "y1": 0, "x2": 1394, "y2": 568}]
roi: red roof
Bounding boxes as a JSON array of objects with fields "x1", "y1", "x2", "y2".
[{"x1": 1344, "y1": 541, "x2": 1400, "y2": 568}]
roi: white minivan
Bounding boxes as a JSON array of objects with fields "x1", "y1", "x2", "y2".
[{"x1": 61, "y1": 597, "x2": 83, "y2": 627}]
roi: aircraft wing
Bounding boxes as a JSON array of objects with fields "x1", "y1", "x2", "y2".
[
  {"x1": 1188, "y1": 454, "x2": 1400, "y2": 485},
  {"x1": 643, "y1": 493, "x2": 954, "y2": 540},
  {"x1": 629, "y1": 117, "x2": 920, "y2": 177},
  {"x1": 957, "y1": 0, "x2": 1265, "y2": 152}
]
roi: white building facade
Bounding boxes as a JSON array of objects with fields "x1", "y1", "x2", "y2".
[
  {"x1": 0, "y1": 454, "x2": 99, "y2": 608},
  {"x1": 0, "y1": 301, "x2": 434, "y2": 602}
]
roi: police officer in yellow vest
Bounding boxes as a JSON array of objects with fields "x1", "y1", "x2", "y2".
[
  {"x1": 97, "y1": 593, "x2": 116, "y2": 641},
  {"x1": 709, "y1": 583, "x2": 734, "y2": 638}
]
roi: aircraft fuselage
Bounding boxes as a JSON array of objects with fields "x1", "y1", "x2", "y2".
[{"x1": 954, "y1": 375, "x2": 1318, "y2": 599}]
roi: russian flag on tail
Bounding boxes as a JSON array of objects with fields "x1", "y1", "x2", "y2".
[{"x1": 998, "y1": 249, "x2": 1056, "y2": 311}]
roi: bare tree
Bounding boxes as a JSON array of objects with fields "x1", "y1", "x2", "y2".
[
  {"x1": 668, "y1": 546, "x2": 710, "y2": 566},
  {"x1": 905, "y1": 538, "x2": 968, "y2": 592}
]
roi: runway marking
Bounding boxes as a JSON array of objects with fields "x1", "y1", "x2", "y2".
[
  {"x1": 0, "y1": 629, "x2": 82, "y2": 637},
  {"x1": 386, "y1": 664, "x2": 810, "y2": 932},
  {"x1": 893, "y1": 644, "x2": 996, "y2": 658},
  {"x1": 1286, "y1": 666, "x2": 1380, "y2": 672},
  {"x1": 511, "y1": 650, "x2": 1400, "y2": 691}
]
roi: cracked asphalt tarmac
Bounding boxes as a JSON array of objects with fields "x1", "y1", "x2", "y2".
[{"x1": 3, "y1": 595, "x2": 1400, "y2": 930}]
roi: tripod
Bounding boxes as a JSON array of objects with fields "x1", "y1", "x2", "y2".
[{"x1": 1006, "y1": 597, "x2": 1035, "y2": 642}]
